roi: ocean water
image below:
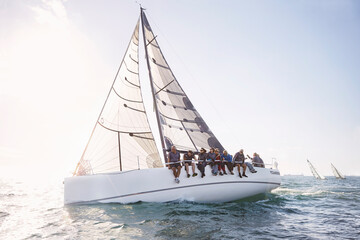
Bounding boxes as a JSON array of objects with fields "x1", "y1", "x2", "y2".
[{"x1": 0, "y1": 176, "x2": 359, "y2": 240}]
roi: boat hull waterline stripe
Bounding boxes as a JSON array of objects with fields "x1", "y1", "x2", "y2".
[{"x1": 72, "y1": 180, "x2": 280, "y2": 204}]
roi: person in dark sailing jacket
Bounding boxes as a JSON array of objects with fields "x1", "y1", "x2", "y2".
[
  {"x1": 247, "y1": 153, "x2": 265, "y2": 168},
  {"x1": 233, "y1": 149, "x2": 248, "y2": 178},
  {"x1": 183, "y1": 150, "x2": 198, "y2": 178},
  {"x1": 168, "y1": 146, "x2": 181, "y2": 183},
  {"x1": 197, "y1": 148, "x2": 208, "y2": 178}
]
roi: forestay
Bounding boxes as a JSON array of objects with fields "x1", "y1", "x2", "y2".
[
  {"x1": 141, "y1": 11, "x2": 224, "y2": 155},
  {"x1": 75, "y1": 20, "x2": 162, "y2": 175}
]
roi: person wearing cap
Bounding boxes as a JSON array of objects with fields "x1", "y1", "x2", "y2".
[
  {"x1": 221, "y1": 150, "x2": 234, "y2": 175},
  {"x1": 168, "y1": 146, "x2": 181, "y2": 183},
  {"x1": 183, "y1": 150, "x2": 198, "y2": 178},
  {"x1": 233, "y1": 149, "x2": 248, "y2": 178},
  {"x1": 197, "y1": 148, "x2": 208, "y2": 178}
]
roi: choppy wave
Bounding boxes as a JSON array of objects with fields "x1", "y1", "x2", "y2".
[{"x1": 0, "y1": 176, "x2": 359, "y2": 239}]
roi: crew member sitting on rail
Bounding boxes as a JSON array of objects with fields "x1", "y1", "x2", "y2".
[
  {"x1": 168, "y1": 146, "x2": 181, "y2": 183},
  {"x1": 183, "y1": 150, "x2": 198, "y2": 178},
  {"x1": 247, "y1": 153, "x2": 265, "y2": 168},
  {"x1": 215, "y1": 148, "x2": 225, "y2": 175},
  {"x1": 197, "y1": 148, "x2": 207, "y2": 178},
  {"x1": 207, "y1": 148, "x2": 217, "y2": 175},
  {"x1": 221, "y1": 150, "x2": 234, "y2": 175},
  {"x1": 233, "y1": 149, "x2": 248, "y2": 178}
]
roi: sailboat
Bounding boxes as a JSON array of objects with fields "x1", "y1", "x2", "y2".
[
  {"x1": 64, "y1": 8, "x2": 281, "y2": 204},
  {"x1": 307, "y1": 159, "x2": 326, "y2": 180},
  {"x1": 331, "y1": 163, "x2": 345, "y2": 179}
]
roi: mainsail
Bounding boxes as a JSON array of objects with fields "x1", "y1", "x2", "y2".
[
  {"x1": 331, "y1": 163, "x2": 345, "y2": 179},
  {"x1": 75, "y1": 20, "x2": 162, "y2": 175},
  {"x1": 307, "y1": 159, "x2": 326, "y2": 180},
  {"x1": 141, "y1": 10, "x2": 224, "y2": 159}
]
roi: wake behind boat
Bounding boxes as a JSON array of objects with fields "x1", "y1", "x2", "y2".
[{"x1": 64, "y1": 8, "x2": 281, "y2": 205}]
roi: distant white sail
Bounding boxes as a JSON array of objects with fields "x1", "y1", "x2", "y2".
[
  {"x1": 331, "y1": 163, "x2": 345, "y2": 179},
  {"x1": 307, "y1": 159, "x2": 326, "y2": 180}
]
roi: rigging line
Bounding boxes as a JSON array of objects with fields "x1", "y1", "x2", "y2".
[
  {"x1": 155, "y1": 79, "x2": 175, "y2": 95},
  {"x1": 146, "y1": 35, "x2": 157, "y2": 46},
  {"x1": 112, "y1": 87, "x2": 143, "y2": 103},
  {"x1": 75, "y1": 19, "x2": 141, "y2": 175}
]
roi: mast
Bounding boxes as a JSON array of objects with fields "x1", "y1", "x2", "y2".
[{"x1": 140, "y1": 8, "x2": 167, "y2": 161}]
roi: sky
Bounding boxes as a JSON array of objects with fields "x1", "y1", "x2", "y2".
[{"x1": 0, "y1": 0, "x2": 359, "y2": 180}]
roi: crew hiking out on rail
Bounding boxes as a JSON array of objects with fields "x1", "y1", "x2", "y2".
[{"x1": 167, "y1": 146, "x2": 260, "y2": 181}]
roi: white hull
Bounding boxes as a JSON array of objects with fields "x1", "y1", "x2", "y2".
[{"x1": 64, "y1": 166, "x2": 281, "y2": 204}]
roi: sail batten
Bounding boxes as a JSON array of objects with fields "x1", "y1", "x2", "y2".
[
  {"x1": 75, "y1": 19, "x2": 162, "y2": 176},
  {"x1": 141, "y1": 10, "x2": 224, "y2": 153}
]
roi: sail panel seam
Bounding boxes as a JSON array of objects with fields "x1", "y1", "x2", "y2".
[{"x1": 97, "y1": 121, "x2": 151, "y2": 134}]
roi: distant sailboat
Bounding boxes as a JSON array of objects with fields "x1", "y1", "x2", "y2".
[
  {"x1": 331, "y1": 163, "x2": 345, "y2": 179},
  {"x1": 63, "y1": 8, "x2": 281, "y2": 204},
  {"x1": 307, "y1": 159, "x2": 326, "y2": 180}
]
